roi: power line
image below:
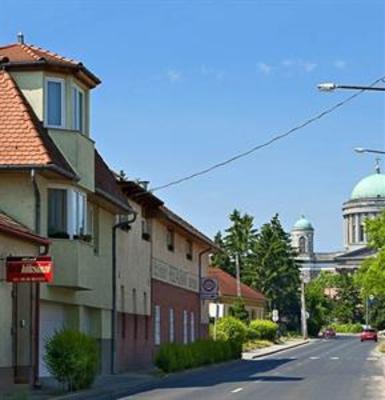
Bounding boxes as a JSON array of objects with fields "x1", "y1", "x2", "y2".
[{"x1": 149, "y1": 75, "x2": 385, "y2": 193}]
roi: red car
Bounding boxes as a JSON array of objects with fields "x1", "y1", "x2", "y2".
[{"x1": 360, "y1": 328, "x2": 378, "y2": 342}]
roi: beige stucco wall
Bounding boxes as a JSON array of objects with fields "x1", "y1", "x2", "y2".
[
  {"x1": 0, "y1": 233, "x2": 40, "y2": 368},
  {"x1": 116, "y1": 201, "x2": 151, "y2": 315}
]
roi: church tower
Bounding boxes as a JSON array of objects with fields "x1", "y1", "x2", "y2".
[{"x1": 291, "y1": 216, "x2": 314, "y2": 256}]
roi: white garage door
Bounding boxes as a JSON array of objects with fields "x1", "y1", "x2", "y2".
[{"x1": 39, "y1": 302, "x2": 68, "y2": 377}]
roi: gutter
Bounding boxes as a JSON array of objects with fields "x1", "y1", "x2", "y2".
[
  {"x1": 111, "y1": 210, "x2": 137, "y2": 374},
  {"x1": 198, "y1": 247, "x2": 213, "y2": 339}
]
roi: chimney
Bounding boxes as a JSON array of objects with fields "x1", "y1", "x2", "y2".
[
  {"x1": 138, "y1": 180, "x2": 150, "y2": 191},
  {"x1": 17, "y1": 32, "x2": 24, "y2": 44}
]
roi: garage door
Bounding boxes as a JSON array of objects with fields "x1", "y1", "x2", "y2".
[{"x1": 39, "y1": 302, "x2": 68, "y2": 377}]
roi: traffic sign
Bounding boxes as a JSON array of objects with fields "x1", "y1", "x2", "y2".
[
  {"x1": 272, "y1": 309, "x2": 279, "y2": 322},
  {"x1": 200, "y1": 277, "x2": 219, "y2": 300}
]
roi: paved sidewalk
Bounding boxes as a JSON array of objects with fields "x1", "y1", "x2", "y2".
[{"x1": 242, "y1": 338, "x2": 310, "y2": 360}]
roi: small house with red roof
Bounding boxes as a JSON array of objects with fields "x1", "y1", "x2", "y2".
[{"x1": 208, "y1": 267, "x2": 266, "y2": 320}]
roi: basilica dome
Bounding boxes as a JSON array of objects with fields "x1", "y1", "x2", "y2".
[
  {"x1": 293, "y1": 216, "x2": 313, "y2": 230},
  {"x1": 351, "y1": 172, "x2": 385, "y2": 200}
]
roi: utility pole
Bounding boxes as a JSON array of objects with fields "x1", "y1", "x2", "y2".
[
  {"x1": 235, "y1": 253, "x2": 241, "y2": 297},
  {"x1": 300, "y1": 277, "x2": 308, "y2": 340}
]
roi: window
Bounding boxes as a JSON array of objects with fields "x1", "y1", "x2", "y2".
[
  {"x1": 167, "y1": 228, "x2": 175, "y2": 251},
  {"x1": 72, "y1": 86, "x2": 84, "y2": 132},
  {"x1": 190, "y1": 312, "x2": 195, "y2": 342},
  {"x1": 154, "y1": 305, "x2": 161, "y2": 345},
  {"x1": 48, "y1": 189, "x2": 68, "y2": 237},
  {"x1": 133, "y1": 289, "x2": 138, "y2": 340},
  {"x1": 186, "y1": 240, "x2": 193, "y2": 261},
  {"x1": 45, "y1": 78, "x2": 65, "y2": 128},
  {"x1": 298, "y1": 236, "x2": 306, "y2": 253},
  {"x1": 47, "y1": 187, "x2": 87, "y2": 239},
  {"x1": 352, "y1": 220, "x2": 356, "y2": 244},
  {"x1": 183, "y1": 310, "x2": 188, "y2": 344},
  {"x1": 142, "y1": 218, "x2": 151, "y2": 241},
  {"x1": 169, "y1": 308, "x2": 175, "y2": 343},
  {"x1": 72, "y1": 191, "x2": 87, "y2": 236}
]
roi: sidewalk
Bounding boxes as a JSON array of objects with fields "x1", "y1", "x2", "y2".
[{"x1": 242, "y1": 338, "x2": 310, "y2": 360}]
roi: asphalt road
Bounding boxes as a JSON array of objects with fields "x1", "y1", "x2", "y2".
[{"x1": 120, "y1": 336, "x2": 385, "y2": 400}]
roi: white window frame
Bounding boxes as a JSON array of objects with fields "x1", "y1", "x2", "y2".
[
  {"x1": 169, "y1": 308, "x2": 175, "y2": 343},
  {"x1": 154, "y1": 305, "x2": 161, "y2": 345},
  {"x1": 190, "y1": 312, "x2": 195, "y2": 342},
  {"x1": 72, "y1": 84, "x2": 85, "y2": 132},
  {"x1": 183, "y1": 310, "x2": 188, "y2": 344},
  {"x1": 45, "y1": 77, "x2": 66, "y2": 129},
  {"x1": 47, "y1": 185, "x2": 87, "y2": 239}
]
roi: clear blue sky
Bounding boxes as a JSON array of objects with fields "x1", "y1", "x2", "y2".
[{"x1": 1, "y1": 0, "x2": 384, "y2": 251}]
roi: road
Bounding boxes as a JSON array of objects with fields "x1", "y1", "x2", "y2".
[{"x1": 120, "y1": 336, "x2": 385, "y2": 400}]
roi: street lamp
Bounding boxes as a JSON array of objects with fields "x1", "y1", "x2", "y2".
[
  {"x1": 354, "y1": 147, "x2": 385, "y2": 155},
  {"x1": 317, "y1": 82, "x2": 385, "y2": 92}
]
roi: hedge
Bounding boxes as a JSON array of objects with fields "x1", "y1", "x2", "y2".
[
  {"x1": 155, "y1": 339, "x2": 241, "y2": 373},
  {"x1": 248, "y1": 320, "x2": 278, "y2": 341},
  {"x1": 44, "y1": 329, "x2": 99, "y2": 391},
  {"x1": 330, "y1": 323, "x2": 363, "y2": 333}
]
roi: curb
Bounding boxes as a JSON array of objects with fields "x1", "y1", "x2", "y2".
[{"x1": 247, "y1": 339, "x2": 310, "y2": 359}]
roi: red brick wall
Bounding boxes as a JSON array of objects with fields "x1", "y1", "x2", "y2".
[{"x1": 152, "y1": 279, "x2": 207, "y2": 348}]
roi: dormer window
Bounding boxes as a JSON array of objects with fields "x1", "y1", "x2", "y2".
[
  {"x1": 72, "y1": 85, "x2": 84, "y2": 132},
  {"x1": 45, "y1": 78, "x2": 65, "y2": 128}
]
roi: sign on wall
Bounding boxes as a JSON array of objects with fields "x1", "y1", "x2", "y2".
[
  {"x1": 6, "y1": 256, "x2": 53, "y2": 283},
  {"x1": 200, "y1": 277, "x2": 218, "y2": 300}
]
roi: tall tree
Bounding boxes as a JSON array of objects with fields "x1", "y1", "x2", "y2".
[
  {"x1": 211, "y1": 210, "x2": 258, "y2": 278},
  {"x1": 245, "y1": 214, "x2": 301, "y2": 325}
]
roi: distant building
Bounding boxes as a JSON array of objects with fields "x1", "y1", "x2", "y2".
[
  {"x1": 208, "y1": 267, "x2": 266, "y2": 320},
  {"x1": 292, "y1": 164, "x2": 384, "y2": 279}
]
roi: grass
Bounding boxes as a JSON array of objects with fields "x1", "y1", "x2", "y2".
[
  {"x1": 243, "y1": 339, "x2": 274, "y2": 352},
  {"x1": 378, "y1": 342, "x2": 385, "y2": 353}
]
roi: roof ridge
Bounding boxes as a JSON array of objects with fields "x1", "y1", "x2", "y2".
[
  {"x1": 20, "y1": 43, "x2": 42, "y2": 60},
  {"x1": 27, "y1": 43, "x2": 79, "y2": 64}
]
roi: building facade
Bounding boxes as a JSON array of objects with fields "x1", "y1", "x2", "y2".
[
  {"x1": 292, "y1": 165, "x2": 385, "y2": 279},
  {"x1": 208, "y1": 267, "x2": 265, "y2": 320},
  {"x1": 0, "y1": 38, "x2": 133, "y2": 382}
]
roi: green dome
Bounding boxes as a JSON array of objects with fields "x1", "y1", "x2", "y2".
[
  {"x1": 293, "y1": 216, "x2": 313, "y2": 230},
  {"x1": 351, "y1": 173, "x2": 385, "y2": 200}
]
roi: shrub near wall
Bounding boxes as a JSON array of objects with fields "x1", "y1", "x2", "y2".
[
  {"x1": 44, "y1": 329, "x2": 99, "y2": 391},
  {"x1": 155, "y1": 339, "x2": 241, "y2": 373},
  {"x1": 248, "y1": 320, "x2": 279, "y2": 341}
]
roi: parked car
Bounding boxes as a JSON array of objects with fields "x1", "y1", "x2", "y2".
[
  {"x1": 322, "y1": 327, "x2": 336, "y2": 339},
  {"x1": 360, "y1": 328, "x2": 378, "y2": 342}
]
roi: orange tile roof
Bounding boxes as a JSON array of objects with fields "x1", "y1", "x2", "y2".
[
  {"x1": 208, "y1": 267, "x2": 266, "y2": 302},
  {"x1": 0, "y1": 70, "x2": 76, "y2": 177},
  {"x1": 0, "y1": 211, "x2": 50, "y2": 245},
  {"x1": 0, "y1": 43, "x2": 100, "y2": 87},
  {"x1": 0, "y1": 43, "x2": 78, "y2": 66}
]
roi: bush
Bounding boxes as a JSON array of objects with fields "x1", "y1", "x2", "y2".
[
  {"x1": 215, "y1": 316, "x2": 247, "y2": 343},
  {"x1": 44, "y1": 329, "x2": 99, "y2": 391},
  {"x1": 248, "y1": 320, "x2": 278, "y2": 341},
  {"x1": 228, "y1": 298, "x2": 250, "y2": 323},
  {"x1": 155, "y1": 339, "x2": 240, "y2": 373},
  {"x1": 330, "y1": 323, "x2": 363, "y2": 333}
]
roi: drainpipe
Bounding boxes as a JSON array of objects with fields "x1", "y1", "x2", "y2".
[
  {"x1": 31, "y1": 169, "x2": 41, "y2": 387},
  {"x1": 198, "y1": 247, "x2": 212, "y2": 340},
  {"x1": 111, "y1": 211, "x2": 137, "y2": 374}
]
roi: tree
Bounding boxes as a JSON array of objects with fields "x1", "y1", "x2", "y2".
[
  {"x1": 211, "y1": 209, "x2": 258, "y2": 278},
  {"x1": 356, "y1": 210, "x2": 385, "y2": 297},
  {"x1": 245, "y1": 214, "x2": 301, "y2": 327},
  {"x1": 228, "y1": 298, "x2": 250, "y2": 323}
]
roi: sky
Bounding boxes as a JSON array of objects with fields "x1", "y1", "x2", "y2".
[{"x1": 1, "y1": 0, "x2": 384, "y2": 251}]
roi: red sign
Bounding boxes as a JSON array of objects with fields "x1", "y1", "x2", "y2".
[{"x1": 6, "y1": 256, "x2": 53, "y2": 283}]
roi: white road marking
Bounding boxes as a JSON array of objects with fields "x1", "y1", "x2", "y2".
[
  {"x1": 231, "y1": 387, "x2": 243, "y2": 393},
  {"x1": 330, "y1": 357, "x2": 339, "y2": 360},
  {"x1": 367, "y1": 357, "x2": 379, "y2": 361},
  {"x1": 309, "y1": 356, "x2": 320, "y2": 360}
]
